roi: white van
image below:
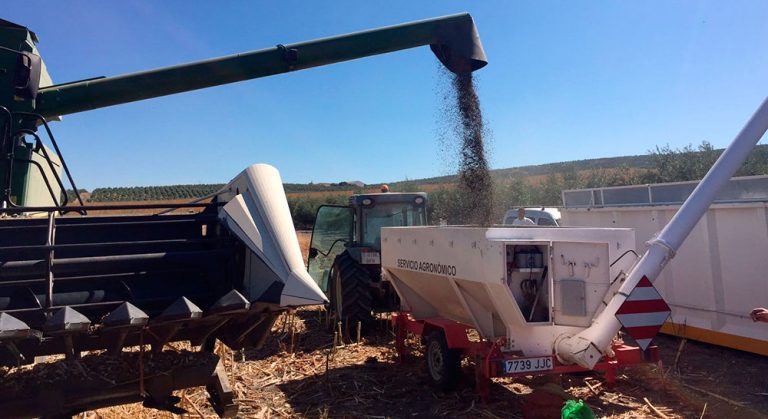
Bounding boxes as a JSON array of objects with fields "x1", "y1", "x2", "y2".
[{"x1": 502, "y1": 207, "x2": 560, "y2": 226}]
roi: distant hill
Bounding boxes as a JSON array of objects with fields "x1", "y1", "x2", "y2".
[
  {"x1": 391, "y1": 153, "x2": 656, "y2": 186},
  {"x1": 82, "y1": 145, "x2": 768, "y2": 202}
]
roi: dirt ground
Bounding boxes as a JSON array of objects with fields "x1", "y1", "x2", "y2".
[
  {"x1": 81, "y1": 231, "x2": 768, "y2": 418},
  {"x1": 88, "y1": 308, "x2": 767, "y2": 419},
  {"x1": 61, "y1": 199, "x2": 207, "y2": 216}
]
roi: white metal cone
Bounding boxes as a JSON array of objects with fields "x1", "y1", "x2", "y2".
[{"x1": 219, "y1": 164, "x2": 327, "y2": 307}]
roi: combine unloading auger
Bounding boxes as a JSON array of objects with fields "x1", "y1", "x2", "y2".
[
  {"x1": 30, "y1": 13, "x2": 486, "y2": 118},
  {"x1": 0, "y1": 13, "x2": 487, "y2": 417}
]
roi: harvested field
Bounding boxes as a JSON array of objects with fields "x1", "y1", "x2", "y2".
[
  {"x1": 62, "y1": 199, "x2": 206, "y2": 216},
  {"x1": 297, "y1": 230, "x2": 311, "y2": 261},
  {"x1": 0, "y1": 350, "x2": 218, "y2": 398},
  {"x1": 81, "y1": 232, "x2": 768, "y2": 418},
  {"x1": 85, "y1": 308, "x2": 767, "y2": 418},
  {"x1": 287, "y1": 191, "x2": 351, "y2": 200}
]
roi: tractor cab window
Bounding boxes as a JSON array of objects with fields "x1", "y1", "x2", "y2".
[
  {"x1": 307, "y1": 205, "x2": 354, "y2": 292},
  {"x1": 362, "y1": 203, "x2": 426, "y2": 248}
]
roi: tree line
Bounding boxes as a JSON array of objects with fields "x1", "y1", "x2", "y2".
[
  {"x1": 80, "y1": 181, "x2": 368, "y2": 203},
  {"x1": 69, "y1": 141, "x2": 768, "y2": 228},
  {"x1": 88, "y1": 184, "x2": 225, "y2": 202},
  {"x1": 288, "y1": 140, "x2": 768, "y2": 227},
  {"x1": 427, "y1": 141, "x2": 768, "y2": 224}
]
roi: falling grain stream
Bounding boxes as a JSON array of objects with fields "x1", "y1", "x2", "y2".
[{"x1": 449, "y1": 72, "x2": 493, "y2": 225}]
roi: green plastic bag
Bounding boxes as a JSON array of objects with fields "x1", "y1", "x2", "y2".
[{"x1": 562, "y1": 399, "x2": 595, "y2": 419}]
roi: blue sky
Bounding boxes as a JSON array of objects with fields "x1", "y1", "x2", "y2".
[{"x1": 6, "y1": 1, "x2": 768, "y2": 189}]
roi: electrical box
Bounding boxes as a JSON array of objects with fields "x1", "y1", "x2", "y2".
[{"x1": 552, "y1": 241, "x2": 610, "y2": 327}]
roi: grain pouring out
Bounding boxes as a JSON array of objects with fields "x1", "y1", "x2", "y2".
[{"x1": 440, "y1": 69, "x2": 493, "y2": 225}]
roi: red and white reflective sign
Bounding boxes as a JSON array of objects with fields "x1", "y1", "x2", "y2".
[{"x1": 616, "y1": 275, "x2": 671, "y2": 350}]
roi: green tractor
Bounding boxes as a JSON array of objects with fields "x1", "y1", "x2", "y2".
[{"x1": 307, "y1": 191, "x2": 427, "y2": 330}]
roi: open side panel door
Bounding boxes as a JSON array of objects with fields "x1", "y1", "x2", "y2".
[{"x1": 307, "y1": 205, "x2": 354, "y2": 293}]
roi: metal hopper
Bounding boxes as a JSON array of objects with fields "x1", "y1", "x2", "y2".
[{"x1": 382, "y1": 226, "x2": 636, "y2": 357}]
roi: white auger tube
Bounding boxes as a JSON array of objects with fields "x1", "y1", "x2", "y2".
[{"x1": 556, "y1": 97, "x2": 768, "y2": 369}]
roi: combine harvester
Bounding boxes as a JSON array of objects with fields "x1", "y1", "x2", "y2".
[
  {"x1": 0, "y1": 14, "x2": 486, "y2": 416},
  {"x1": 382, "y1": 97, "x2": 768, "y2": 399}
]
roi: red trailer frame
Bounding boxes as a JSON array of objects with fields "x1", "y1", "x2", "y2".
[{"x1": 392, "y1": 312, "x2": 660, "y2": 402}]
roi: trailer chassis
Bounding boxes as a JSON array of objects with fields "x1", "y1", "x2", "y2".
[{"x1": 393, "y1": 312, "x2": 660, "y2": 402}]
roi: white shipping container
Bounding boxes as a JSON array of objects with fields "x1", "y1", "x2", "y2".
[{"x1": 561, "y1": 176, "x2": 768, "y2": 355}]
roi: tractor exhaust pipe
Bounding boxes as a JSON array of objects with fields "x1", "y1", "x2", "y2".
[{"x1": 556, "y1": 96, "x2": 768, "y2": 368}]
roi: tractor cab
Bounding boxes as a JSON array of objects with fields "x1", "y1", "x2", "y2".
[
  {"x1": 350, "y1": 192, "x2": 428, "y2": 251},
  {"x1": 307, "y1": 192, "x2": 427, "y2": 328},
  {"x1": 308, "y1": 192, "x2": 427, "y2": 290}
]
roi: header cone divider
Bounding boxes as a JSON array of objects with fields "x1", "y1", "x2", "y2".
[
  {"x1": 154, "y1": 297, "x2": 203, "y2": 323},
  {"x1": 0, "y1": 312, "x2": 40, "y2": 340},
  {"x1": 45, "y1": 307, "x2": 91, "y2": 334},
  {"x1": 103, "y1": 302, "x2": 149, "y2": 328},
  {"x1": 209, "y1": 290, "x2": 250, "y2": 315}
]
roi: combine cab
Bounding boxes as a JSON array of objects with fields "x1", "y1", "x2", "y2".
[{"x1": 307, "y1": 192, "x2": 427, "y2": 330}]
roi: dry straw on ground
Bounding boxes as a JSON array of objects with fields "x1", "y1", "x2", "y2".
[
  {"x1": 50, "y1": 306, "x2": 747, "y2": 418},
  {"x1": 0, "y1": 300, "x2": 761, "y2": 418},
  {"x1": 2, "y1": 304, "x2": 762, "y2": 418}
]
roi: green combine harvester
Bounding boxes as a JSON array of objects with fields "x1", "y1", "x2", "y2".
[{"x1": 0, "y1": 14, "x2": 486, "y2": 417}]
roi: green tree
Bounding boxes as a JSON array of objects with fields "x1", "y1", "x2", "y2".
[{"x1": 649, "y1": 141, "x2": 720, "y2": 182}]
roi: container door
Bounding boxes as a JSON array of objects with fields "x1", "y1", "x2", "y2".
[
  {"x1": 551, "y1": 241, "x2": 610, "y2": 327},
  {"x1": 307, "y1": 205, "x2": 354, "y2": 292}
]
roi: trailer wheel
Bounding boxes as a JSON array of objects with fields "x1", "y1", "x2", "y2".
[
  {"x1": 425, "y1": 331, "x2": 461, "y2": 391},
  {"x1": 330, "y1": 252, "x2": 375, "y2": 331}
]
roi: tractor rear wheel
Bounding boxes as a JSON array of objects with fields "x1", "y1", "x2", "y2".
[
  {"x1": 330, "y1": 252, "x2": 375, "y2": 332},
  {"x1": 425, "y1": 331, "x2": 462, "y2": 391}
]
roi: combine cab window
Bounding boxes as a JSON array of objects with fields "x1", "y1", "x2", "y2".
[
  {"x1": 307, "y1": 205, "x2": 354, "y2": 292},
  {"x1": 362, "y1": 203, "x2": 426, "y2": 248}
]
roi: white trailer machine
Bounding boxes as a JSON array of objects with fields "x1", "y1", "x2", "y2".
[
  {"x1": 383, "y1": 227, "x2": 636, "y2": 356},
  {"x1": 382, "y1": 226, "x2": 652, "y2": 397},
  {"x1": 381, "y1": 96, "x2": 768, "y2": 394}
]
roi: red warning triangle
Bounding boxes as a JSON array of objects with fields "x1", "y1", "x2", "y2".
[{"x1": 616, "y1": 275, "x2": 671, "y2": 351}]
